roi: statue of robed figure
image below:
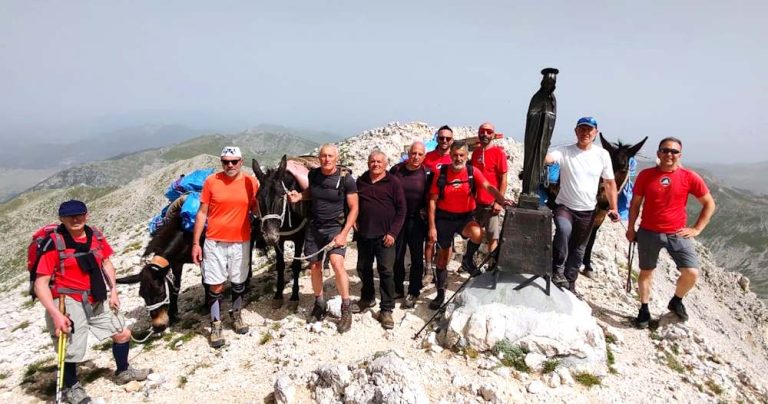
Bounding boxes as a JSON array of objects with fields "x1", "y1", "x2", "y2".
[{"x1": 521, "y1": 68, "x2": 559, "y2": 198}]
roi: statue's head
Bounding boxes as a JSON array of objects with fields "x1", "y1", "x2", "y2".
[{"x1": 540, "y1": 67, "x2": 559, "y2": 92}]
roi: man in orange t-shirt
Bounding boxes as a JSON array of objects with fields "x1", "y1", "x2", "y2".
[{"x1": 192, "y1": 146, "x2": 259, "y2": 348}]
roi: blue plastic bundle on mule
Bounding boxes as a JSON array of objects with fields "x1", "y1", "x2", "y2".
[
  {"x1": 164, "y1": 168, "x2": 214, "y2": 201},
  {"x1": 180, "y1": 192, "x2": 201, "y2": 232},
  {"x1": 149, "y1": 168, "x2": 213, "y2": 235}
]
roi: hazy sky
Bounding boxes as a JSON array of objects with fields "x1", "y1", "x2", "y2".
[{"x1": 2, "y1": 1, "x2": 766, "y2": 163}]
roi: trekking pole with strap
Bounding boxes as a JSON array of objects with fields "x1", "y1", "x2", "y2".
[
  {"x1": 625, "y1": 241, "x2": 636, "y2": 293},
  {"x1": 55, "y1": 296, "x2": 68, "y2": 404},
  {"x1": 412, "y1": 249, "x2": 498, "y2": 340}
]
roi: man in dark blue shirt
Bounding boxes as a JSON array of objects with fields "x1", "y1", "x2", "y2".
[{"x1": 390, "y1": 141, "x2": 431, "y2": 309}]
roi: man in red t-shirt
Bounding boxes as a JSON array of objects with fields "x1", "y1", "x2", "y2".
[
  {"x1": 427, "y1": 141, "x2": 512, "y2": 310},
  {"x1": 192, "y1": 146, "x2": 259, "y2": 347},
  {"x1": 35, "y1": 200, "x2": 150, "y2": 403},
  {"x1": 422, "y1": 125, "x2": 455, "y2": 282},
  {"x1": 626, "y1": 137, "x2": 715, "y2": 328},
  {"x1": 470, "y1": 122, "x2": 508, "y2": 253}
]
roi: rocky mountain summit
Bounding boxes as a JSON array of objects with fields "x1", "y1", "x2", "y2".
[{"x1": 0, "y1": 122, "x2": 766, "y2": 403}]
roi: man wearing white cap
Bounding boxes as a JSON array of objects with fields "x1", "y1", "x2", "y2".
[{"x1": 192, "y1": 146, "x2": 259, "y2": 348}]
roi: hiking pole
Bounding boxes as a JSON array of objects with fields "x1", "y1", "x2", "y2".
[
  {"x1": 412, "y1": 250, "x2": 497, "y2": 340},
  {"x1": 55, "y1": 296, "x2": 68, "y2": 404},
  {"x1": 625, "y1": 241, "x2": 636, "y2": 293}
]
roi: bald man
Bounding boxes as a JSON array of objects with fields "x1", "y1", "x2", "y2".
[
  {"x1": 288, "y1": 144, "x2": 359, "y2": 333},
  {"x1": 470, "y1": 122, "x2": 508, "y2": 254},
  {"x1": 390, "y1": 142, "x2": 433, "y2": 309}
]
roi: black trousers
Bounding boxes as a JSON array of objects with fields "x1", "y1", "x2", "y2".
[
  {"x1": 356, "y1": 236, "x2": 396, "y2": 311},
  {"x1": 394, "y1": 216, "x2": 426, "y2": 297},
  {"x1": 552, "y1": 204, "x2": 596, "y2": 283}
]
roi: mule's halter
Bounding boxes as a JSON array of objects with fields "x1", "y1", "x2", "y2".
[
  {"x1": 144, "y1": 263, "x2": 179, "y2": 313},
  {"x1": 258, "y1": 181, "x2": 307, "y2": 236}
]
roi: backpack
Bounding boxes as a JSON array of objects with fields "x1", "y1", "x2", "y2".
[
  {"x1": 309, "y1": 166, "x2": 353, "y2": 224},
  {"x1": 436, "y1": 163, "x2": 476, "y2": 200},
  {"x1": 26, "y1": 224, "x2": 105, "y2": 299}
]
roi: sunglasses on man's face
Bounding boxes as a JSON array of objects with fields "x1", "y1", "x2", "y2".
[
  {"x1": 437, "y1": 136, "x2": 453, "y2": 142},
  {"x1": 658, "y1": 148, "x2": 681, "y2": 155},
  {"x1": 479, "y1": 128, "x2": 494, "y2": 135},
  {"x1": 221, "y1": 159, "x2": 242, "y2": 166}
]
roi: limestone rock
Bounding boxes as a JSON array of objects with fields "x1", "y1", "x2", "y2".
[
  {"x1": 527, "y1": 380, "x2": 545, "y2": 394},
  {"x1": 274, "y1": 375, "x2": 295, "y2": 404}
]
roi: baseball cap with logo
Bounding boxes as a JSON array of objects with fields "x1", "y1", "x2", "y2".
[
  {"x1": 58, "y1": 200, "x2": 88, "y2": 217},
  {"x1": 576, "y1": 117, "x2": 598, "y2": 128},
  {"x1": 220, "y1": 146, "x2": 242, "y2": 158}
]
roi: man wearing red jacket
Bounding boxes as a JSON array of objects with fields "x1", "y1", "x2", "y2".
[
  {"x1": 35, "y1": 200, "x2": 150, "y2": 404},
  {"x1": 627, "y1": 137, "x2": 715, "y2": 328}
]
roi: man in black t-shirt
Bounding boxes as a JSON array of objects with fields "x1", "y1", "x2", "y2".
[
  {"x1": 287, "y1": 144, "x2": 359, "y2": 333},
  {"x1": 390, "y1": 141, "x2": 431, "y2": 309}
]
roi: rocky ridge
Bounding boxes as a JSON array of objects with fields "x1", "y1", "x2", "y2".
[{"x1": 0, "y1": 122, "x2": 766, "y2": 403}]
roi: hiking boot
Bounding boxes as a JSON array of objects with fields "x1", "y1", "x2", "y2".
[
  {"x1": 401, "y1": 294, "x2": 417, "y2": 309},
  {"x1": 379, "y1": 311, "x2": 394, "y2": 330},
  {"x1": 338, "y1": 307, "x2": 352, "y2": 333},
  {"x1": 209, "y1": 320, "x2": 225, "y2": 348},
  {"x1": 552, "y1": 273, "x2": 568, "y2": 288},
  {"x1": 581, "y1": 268, "x2": 595, "y2": 279},
  {"x1": 428, "y1": 290, "x2": 445, "y2": 310},
  {"x1": 231, "y1": 309, "x2": 249, "y2": 334},
  {"x1": 62, "y1": 382, "x2": 91, "y2": 404},
  {"x1": 115, "y1": 366, "x2": 151, "y2": 385},
  {"x1": 635, "y1": 308, "x2": 651, "y2": 329},
  {"x1": 309, "y1": 301, "x2": 327, "y2": 323},
  {"x1": 667, "y1": 297, "x2": 689, "y2": 321},
  {"x1": 350, "y1": 298, "x2": 375, "y2": 314}
]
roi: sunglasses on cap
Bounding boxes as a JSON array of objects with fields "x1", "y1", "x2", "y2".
[
  {"x1": 658, "y1": 148, "x2": 681, "y2": 155},
  {"x1": 221, "y1": 159, "x2": 242, "y2": 165}
]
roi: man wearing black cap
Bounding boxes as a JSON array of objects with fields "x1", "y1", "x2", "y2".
[
  {"x1": 35, "y1": 200, "x2": 150, "y2": 404},
  {"x1": 545, "y1": 117, "x2": 619, "y2": 298}
]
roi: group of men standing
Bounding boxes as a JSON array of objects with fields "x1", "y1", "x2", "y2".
[
  {"x1": 287, "y1": 123, "x2": 512, "y2": 331},
  {"x1": 35, "y1": 118, "x2": 715, "y2": 402}
]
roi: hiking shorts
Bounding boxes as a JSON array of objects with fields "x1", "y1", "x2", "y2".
[
  {"x1": 474, "y1": 204, "x2": 501, "y2": 241},
  {"x1": 435, "y1": 210, "x2": 475, "y2": 249},
  {"x1": 636, "y1": 228, "x2": 699, "y2": 270},
  {"x1": 304, "y1": 223, "x2": 346, "y2": 263},
  {"x1": 202, "y1": 239, "x2": 251, "y2": 285},
  {"x1": 46, "y1": 296, "x2": 126, "y2": 362}
]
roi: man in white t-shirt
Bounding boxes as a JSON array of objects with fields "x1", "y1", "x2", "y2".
[{"x1": 544, "y1": 117, "x2": 619, "y2": 298}]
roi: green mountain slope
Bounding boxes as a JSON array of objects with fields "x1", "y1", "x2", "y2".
[{"x1": 30, "y1": 129, "x2": 319, "y2": 192}]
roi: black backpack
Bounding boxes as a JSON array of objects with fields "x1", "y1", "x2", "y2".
[{"x1": 436, "y1": 163, "x2": 476, "y2": 200}]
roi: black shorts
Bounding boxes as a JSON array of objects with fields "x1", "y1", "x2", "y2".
[
  {"x1": 303, "y1": 223, "x2": 346, "y2": 263},
  {"x1": 435, "y1": 210, "x2": 475, "y2": 249}
]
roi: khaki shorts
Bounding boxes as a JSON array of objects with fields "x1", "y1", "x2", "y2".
[
  {"x1": 474, "y1": 204, "x2": 501, "y2": 241},
  {"x1": 46, "y1": 296, "x2": 126, "y2": 362},
  {"x1": 202, "y1": 239, "x2": 250, "y2": 284}
]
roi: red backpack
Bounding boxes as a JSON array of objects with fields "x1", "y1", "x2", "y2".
[{"x1": 26, "y1": 224, "x2": 105, "y2": 299}]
